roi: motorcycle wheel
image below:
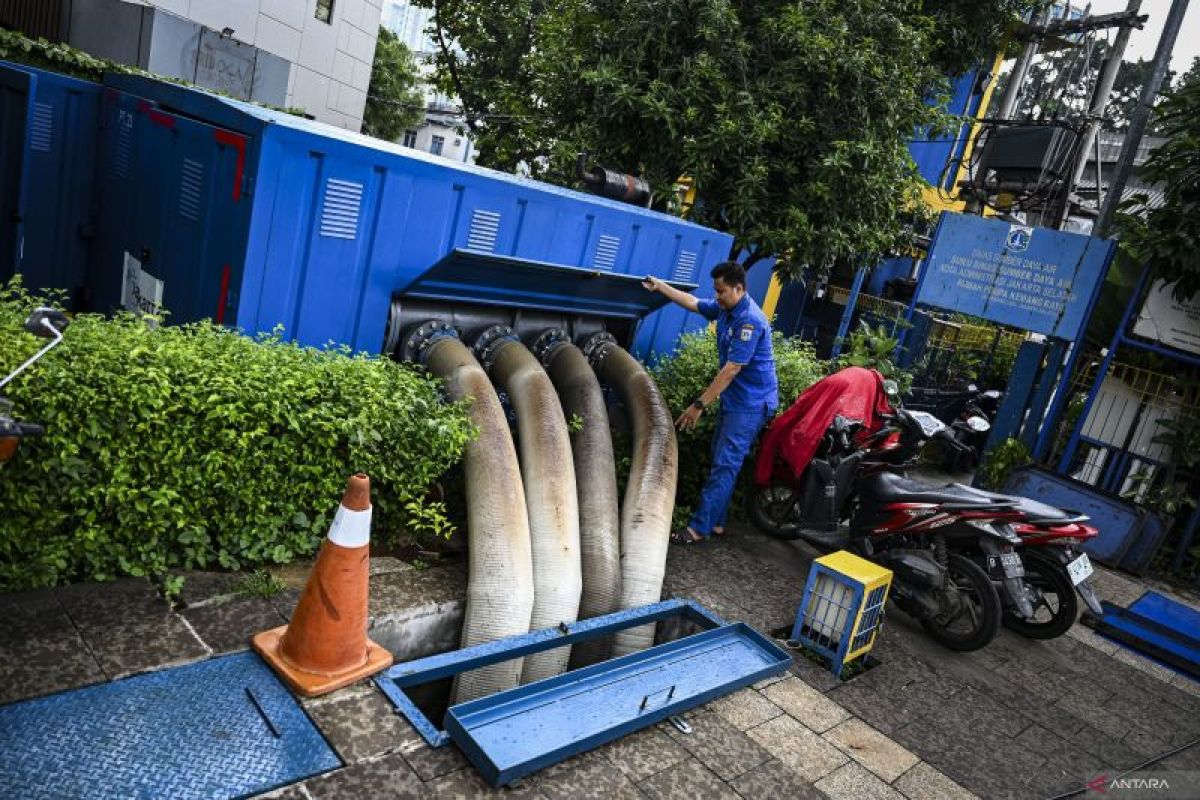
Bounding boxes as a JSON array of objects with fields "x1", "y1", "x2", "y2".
[
  {"x1": 1001, "y1": 550, "x2": 1077, "y2": 640},
  {"x1": 919, "y1": 554, "x2": 1001, "y2": 652},
  {"x1": 746, "y1": 482, "x2": 800, "y2": 540}
]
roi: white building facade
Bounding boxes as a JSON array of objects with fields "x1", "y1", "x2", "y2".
[
  {"x1": 64, "y1": 0, "x2": 382, "y2": 130},
  {"x1": 380, "y1": 0, "x2": 474, "y2": 162}
]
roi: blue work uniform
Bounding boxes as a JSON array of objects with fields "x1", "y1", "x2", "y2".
[{"x1": 690, "y1": 294, "x2": 778, "y2": 536}]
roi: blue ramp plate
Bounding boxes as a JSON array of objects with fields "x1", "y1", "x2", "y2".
[
  {"x1": 0, "y1": 651, "x2": 340, "y2": 799},
  {"x1": 1092, "y1": 593, "x2": 1200, "y2": 681},
  {"x1": 445, "y1": 623, "x2": 789, "y2": 787},
  {"x1": 1002, "y1": 466, "x2": 1141, "y2": 566},
  {"x1": 399, "y1": 249, "x2": 697, "y2": 320}
]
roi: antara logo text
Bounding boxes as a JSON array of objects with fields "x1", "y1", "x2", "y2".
[{"x1": 1087, "y1": 773, "x2": 1172, "y2": 793}]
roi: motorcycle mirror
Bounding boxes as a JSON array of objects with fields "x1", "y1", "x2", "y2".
[
  {"x1": 967, "y1": 383, "x2": 978, "y2": 393},
  {"x1": 982, "y1": 389, "x2": 1002, "y2": 400},
  {"x1": 966, "y1": 415, "x2": 991, "y2": 432},
  {"x1": 883, "y1": 379, "x2": 899, "y2": 397},
  {"x1": 23, "y1": 308, "x2": 69, "y2": 339}
]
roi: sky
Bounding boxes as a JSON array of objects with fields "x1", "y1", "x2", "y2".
[{"x1": 1086, "y1": 0, "x2": 1200, "y2": 75}]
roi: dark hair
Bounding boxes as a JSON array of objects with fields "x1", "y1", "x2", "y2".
[{"x1": 710, "y1": 260, "x2": 746, "y2": 288}]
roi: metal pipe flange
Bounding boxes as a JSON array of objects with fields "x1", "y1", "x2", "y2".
[
  {"x1": 529, "y1": 328, "x2": 569, "y2": 367},
  {"x1": 402, "y1": 319, "x2": 459, "y2": 365},
  {"x1": 472, "y1": 324, "x2": 520, "y2": 373},
  {"x1": 579, "y1": 331, "x2": 618, "y2": 369}
]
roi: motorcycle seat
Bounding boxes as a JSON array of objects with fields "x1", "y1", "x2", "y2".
[{"x1": 859, "y1": 472, "x2": 1014, "y2": 508}]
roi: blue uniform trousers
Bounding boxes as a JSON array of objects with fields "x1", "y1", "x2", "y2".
[{"x1": 689, "y1": 407, "x2": 774, "y2": 536}]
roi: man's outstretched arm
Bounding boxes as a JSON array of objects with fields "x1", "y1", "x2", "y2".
[{"x1": 642, "y1": 275, "x2": 700, "y2": 312}]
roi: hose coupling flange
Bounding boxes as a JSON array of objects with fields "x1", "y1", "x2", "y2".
[
  {"x1": 402, "y1": 319, "x2": 459, "y2": 365},
  {"x1": 472, "y1": 324, "x2": 520, "y2": 372},
  {"x1": 579, "y1": 331, "x2": 618, "y2": 369}
]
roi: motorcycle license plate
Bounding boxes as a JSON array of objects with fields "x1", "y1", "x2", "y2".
[
  {"x1": 1066, "y1": 552, "x2": 1093, "y2": 586},
  {"x1": 988, "y1": 552, "x2": 1024, "y2": 578}
]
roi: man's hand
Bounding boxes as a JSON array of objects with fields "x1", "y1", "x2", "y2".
[
  {"x1": 675, "y1": 404, "x2": 702, "y2": 430},
  {"x1": 642, "y1": 275, "x2": 664, "y2": 293}
]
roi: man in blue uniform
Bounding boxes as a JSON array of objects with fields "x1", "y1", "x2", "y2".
[{"x1": 643, "y1": 261, "x2": 778, "y2": 544}]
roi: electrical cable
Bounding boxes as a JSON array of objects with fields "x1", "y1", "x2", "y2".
[{"x1": 1043, "y1": 735, "x2": 1200, "y2": 800}]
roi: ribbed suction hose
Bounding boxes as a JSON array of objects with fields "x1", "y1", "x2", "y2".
[
  {"x1": 583, "y1": 333, "x2": 678, "y2": 656},
  {"x1": 409, "y1": 323, "x2": 534, "y2": 703},
  {"x1": 478, "y1": 326, "x2": 583, "y2": 682},
  {"x1": 532, "y1": 329, "x2": 621, "y2": 668}
]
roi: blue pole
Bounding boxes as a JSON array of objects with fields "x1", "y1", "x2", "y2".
[
  {"x1": 1055, "y1": 265, "x2": 1153, "y2": 474},
  {"x1": 830, "y1": 265, "x2": 867, "y2": 359}
]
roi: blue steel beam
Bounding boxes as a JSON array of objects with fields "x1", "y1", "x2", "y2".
[{"x1": 831, "y1": 266, "x2": 868, "y2": 359}]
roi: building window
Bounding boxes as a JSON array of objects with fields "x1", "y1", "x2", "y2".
[
  {"x1": 402, "y1": 130, "x2": 417, "y2": 148},
  {"x1": 430, "y1": 135, "x2": 444, "y2": 156},
  {"x1": 315, "y1": 0, "x2": 335, "y2": 24}
]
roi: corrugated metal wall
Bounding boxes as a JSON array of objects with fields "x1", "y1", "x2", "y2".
[{"x1": 0, "y1": 0, "x2": 66, "y2": 42}]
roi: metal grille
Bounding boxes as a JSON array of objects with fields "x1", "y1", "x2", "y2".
[
  {"x1": 178, "y1": 159, "x2": 204, "y2": 221},
  {"x1": 850, "y1": 585, "x2": 888, "y2": 651},
  {"x1": 593, "y1": 235, "x2": 620, "y2": 271},
  {"x1": 1051, "y1": 357, "x2": 1197, "y2": 499},
  {"x1": 466, "y1": 209, "x2": 501, "y2": 252},
  {"x1": 914, "y1": 315, "x2": 1025, "y2": 390},
  {"x1": 29, "y1": 102, "x2": 53, "y2": 152},
  {"x1": 799, "y1": 572, "x2": 855, "y2": 650},
  {"x1": 319, "y1": 178, "x2": 363, "y2": 239},
  {"x1": 672, "y1": 250, "x2": 698, "y2": 282},
  {"x1": 115, "y1": 123, "x2": 132, "y2": 179}
]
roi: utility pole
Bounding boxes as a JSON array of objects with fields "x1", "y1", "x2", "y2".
[
  {"x1": 1057, "y1": 0, "x2": 1143, "y2": 227},
  {"x1": 996, "y1": 7, "x2": 1050, "y2": 120},
  {"x1": 1095, "y1": 0, "x2": 1191, "y2": 236}
]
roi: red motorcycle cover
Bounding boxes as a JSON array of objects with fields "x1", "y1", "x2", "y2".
[{"x1": 754, "y1": 367, "x2": 894, "y2": 485}]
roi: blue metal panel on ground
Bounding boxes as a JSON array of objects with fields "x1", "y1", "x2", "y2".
[
  {"x1": 0, "y1": 651, "x2": 340, "y2": 799},
  {"x1": 0, "y1": 65, "x2": 34, "y2": 281},
  {"x1": 1092, "y1": 594, "x2": 1200, "y2": 681},
  {"x1": 915, "y1": 212, "x2": 1115, "y2": 340},
  {"x1": 94, "y1": 74, "x2": 733, "y2": 358},
  {"x1": 1118, "y1": 512, "x2": 1171, "y2": 577},
  {"x1": 445, "y1": 624, "x2": 790, "y2": 786},
  {"x1": 0, "y1": 62, "x2": 100, "y2": 306},
  {"x1": 1002, "y1": 466, "x2": 1142, "y2": 566}
]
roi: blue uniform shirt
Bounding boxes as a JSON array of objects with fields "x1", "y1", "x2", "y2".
[{"x1": 697, "y1": 295, "x2": 778, "y2": 413}]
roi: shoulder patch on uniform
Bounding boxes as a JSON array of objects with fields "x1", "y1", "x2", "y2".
[{"x1": 739, "y1": 323, "x2": 755, "y2": 341}]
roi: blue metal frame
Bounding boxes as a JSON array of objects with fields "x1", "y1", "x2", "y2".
[
  {"x1": 830, "y1": 265, "x2": 868, "y2": 359},
  {"x1": 375, "y1": 599, "x2": 727, "y2": 748},
  {"x1": 789, "y1": 563, "x2": 865, "y2": 676}
]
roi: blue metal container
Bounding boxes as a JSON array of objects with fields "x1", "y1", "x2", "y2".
[
  {"x1": 91, "y1": 74, "x2": 732, "y2": 358},
  {"x1": 0, "y1": 62, "x2": 100, "y2": 305}
]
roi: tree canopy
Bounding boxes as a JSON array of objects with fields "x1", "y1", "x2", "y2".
[
  {"x1": 1115, "y1": 77, "x2": 1200, "y2": 301},
  {"x1": 413, "y1": 0, "x2": 1034, "y2": 276},
  {"x1": 362, "y1": 27, "x2": 426, "y2": 142}
]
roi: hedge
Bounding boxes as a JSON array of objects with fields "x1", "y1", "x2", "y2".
[
  {"x1": 0, "y1": 282, "x2": 473, "y2": 591},
  {"x1": 650, "y1": 329, "x2": 827, "y2": 525}
]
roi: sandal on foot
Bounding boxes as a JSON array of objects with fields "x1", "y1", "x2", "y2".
[{"x1": 670, "y1": 528, "x2": 705, "y2": 545}]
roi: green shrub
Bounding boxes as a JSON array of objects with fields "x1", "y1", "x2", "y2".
[
  {"x1": 837, "y1": 320, "x2": 914, "y2": 393},
  {"x1": 0, "y1": 281, "x2": 473, "y2": 591},
  {"x1": 974, "y1": 437, "x2": 1031, "y2": 491},
  {"x1": 649, "y1": 329, "x2": 826, "y2": 522}
]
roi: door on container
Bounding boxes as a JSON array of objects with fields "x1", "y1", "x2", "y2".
[
  {"x1": 126, "y1": 105, "x2": 248, "y2": 325},
  {"x1": 0, "y1": 66, "x2": 34, "y2": 281}
]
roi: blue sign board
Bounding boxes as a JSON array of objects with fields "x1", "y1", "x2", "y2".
[{"x1": 915, "y1": 212, "x2": 1116, "y2": 339}]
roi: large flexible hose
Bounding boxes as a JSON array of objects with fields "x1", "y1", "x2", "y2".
[
  {"x1": 584, "y1": 334, "x2": 678, "y2": 656},
  {"x1": 534, "y1": 330, "x2": 621, "y2": 668},
  {"x1": 480, "y1": 328, "x2": 583, "y2": 682},
  {"x1": 416, "y1": 327, "x2": 535, "y2": 703}
]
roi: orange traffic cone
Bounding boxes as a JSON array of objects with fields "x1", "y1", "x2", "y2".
[{"x1": 253, "y1": 473, "x2": 393, "y2": 696}]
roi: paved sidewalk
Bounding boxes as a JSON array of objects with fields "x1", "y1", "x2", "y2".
[{"x1": 2, "y1": 528, "x2": 1198, "y2": 799}]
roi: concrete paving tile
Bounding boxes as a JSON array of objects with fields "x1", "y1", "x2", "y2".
[
  {"x1": 1066, "y1": 623, "x2": 1120, "y2": 655},
  {"x1": 399, "y1": 738, "x2": 470, "y2": 782},
  {"x1": 305, "y1": 685, "x2": 423, "y2": 763},
  {"x1": 921, "y1": 686, "x2": 1031, "y2": 739},
  {"x1": 814, "y1": 761, "x2": 905, "y2": 800},
  {"x1": 54, "y1": 578, "x2": 168, "y2": 626},
  {"x1": 892, "y1": 761, "x2": 979, "y2": 800},
  {"x1": 1067, "y1": 721, "x2": 1143, "y2": 769},
  {"x1": 304, "y1": 752, "x2": 424, "y2": 799},
  {"x1": 1014, "y1": 723, "x2": 1100, "y2": 775},
  {"x1": 746, "y1": 714, "x2": 848, "y2": 783},
  {"x1": 171, "y1": 571, "x2": 242, "y2": 607},
  {"x1": 661, "y1": 709, "x2": 771, "y2": 781},
  {"x1": 707, "y1": 687, "x2": 784, "y2": 731},
  {"x1": 825, "y1": 682, "x2": 912, "y2": 736},
  {"x1": 787, "y1": 656, "x2": 845, "y2": 692},
  {"x1": 1108, "y1": 646, "x2": 1181, "y2": 684},
  {"x1": 180, "y1": 595, "x2": 286, "y2": 654},
  {"x1": 760, "y1": 676, "x2": 851, "y2": 733},
  {"x1": 79, "y1": 613, "x2": 209, "y2": 679},
  {"x1": 1168, "y1": 673, "x2": 1200, "y2": 698},
  {"x1": 427, "y1": 768, "x2": 547, "y2": 799},
  {"x1": 822, "y1": 717, "x2": 920, "y2": 783},
  {"x1": 728, "y1": 758, "x2": 824, "y2": 800},
  {"x1": 637, "y1": 757, "x2": 738, "y2": 800},
  {"x1": 250, "y1": 783, "x2": 310, "y2": 799},
  {"x1": 535, "y1": 750, "x2": 645, "y2": 799},
  {"x1": 1054, "y1": 692, "x2": 1133, "y2": 740},
  {"x1": 0, "y1": 588, "x2": 106, "y2": 704},
  {"x1": 596, "y1": 727, "x2": 690, "y2": 783},
  {"x1": 752, "y1": 674, "x2": 786, "y2": 690}
]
